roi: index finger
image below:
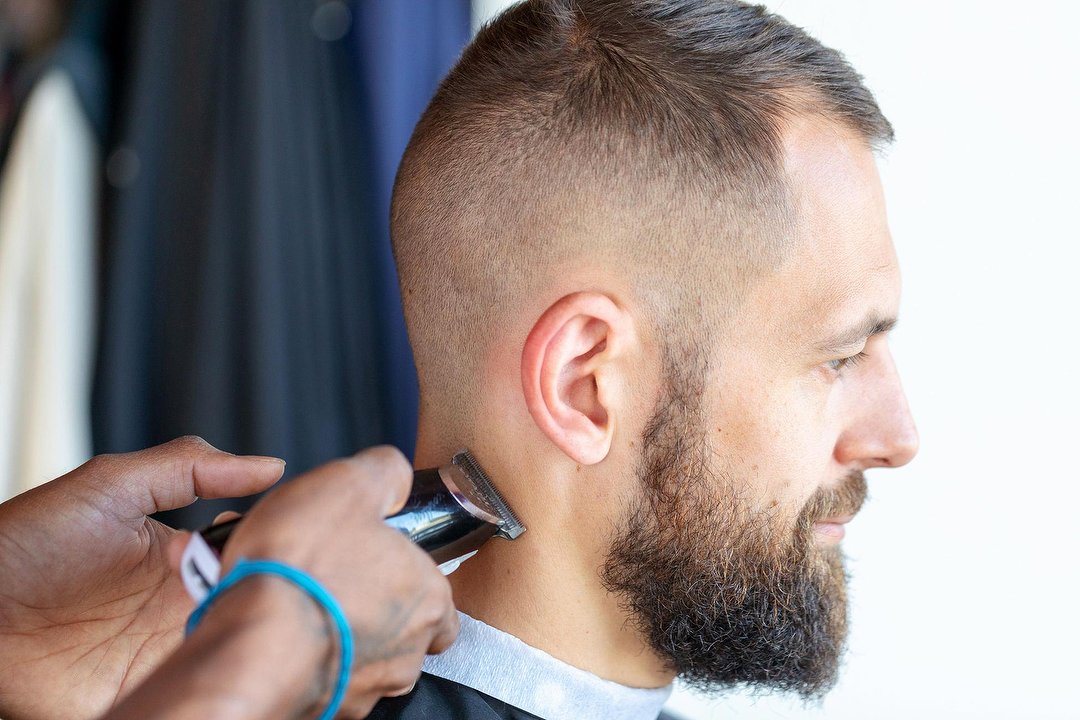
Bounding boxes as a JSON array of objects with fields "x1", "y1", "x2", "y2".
[{"x1": 89, "y1": 437, "x2": 286, "y2": 520}]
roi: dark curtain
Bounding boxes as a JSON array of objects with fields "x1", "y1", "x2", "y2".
[{"x1": 92, "y1": 0, "x2": 470, "y2": 528}]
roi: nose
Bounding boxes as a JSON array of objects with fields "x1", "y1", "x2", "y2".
[{"x1": 834, "y1": 346, "x2": 919, "y2": 470}]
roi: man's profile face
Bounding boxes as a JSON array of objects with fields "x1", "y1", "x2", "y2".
[{"x1": 602, "y1": 120, "x2": 919, "y2": 697}]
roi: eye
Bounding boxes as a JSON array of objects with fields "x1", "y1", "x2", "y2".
[{"x1": 826, "y1": 350, "x2": 869, "y2": 373}]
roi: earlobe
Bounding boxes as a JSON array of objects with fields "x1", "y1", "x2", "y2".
[{"x1": 521, "y1": 292, "x2": 633, "y2": 466}]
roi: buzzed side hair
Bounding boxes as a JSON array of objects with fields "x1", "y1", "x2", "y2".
[{"x1": 391, "y1": 0, "x2": 892, "y2": 423}]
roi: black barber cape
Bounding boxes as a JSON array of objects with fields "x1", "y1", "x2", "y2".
[
  {"x1": 368, "y1": 672, "x2": 683, "y2": 720},
  {"x1": 368, "y1": 674, "x2": 541, "y2": 719}
]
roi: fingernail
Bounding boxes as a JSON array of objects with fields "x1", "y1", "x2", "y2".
[{"x1": 245, "y1": 456, "x2": 287, "y2": 467}]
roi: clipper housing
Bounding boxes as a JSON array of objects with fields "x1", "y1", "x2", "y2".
[{"x1": 180, "y1": 449, "x2": 525, "y2": 602}]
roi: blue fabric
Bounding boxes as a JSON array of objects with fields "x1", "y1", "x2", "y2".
[
  {"x1": 186, "y1": 558, "x2": 354, "y2": 720},
  {"x1": 348, "y1": 0, "x2": 471, "y2": 460}
]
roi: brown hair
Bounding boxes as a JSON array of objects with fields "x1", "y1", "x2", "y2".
[{"x1": 391, "y1": 0, "x2": 892, "y2": 420}]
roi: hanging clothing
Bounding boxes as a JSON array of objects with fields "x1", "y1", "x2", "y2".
[
  {"x1": 0, "y1": 68, "x2": 98, "y2": 500},
  {"x1": 93, "y1": 0, "x2": 468, "y2": 528}
]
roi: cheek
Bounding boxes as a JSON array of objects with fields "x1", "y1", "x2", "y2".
[{"x1": 710, "y1": 379, "x2": 838, "y2": 514}]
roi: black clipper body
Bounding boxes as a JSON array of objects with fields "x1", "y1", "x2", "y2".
[{"x1": 181, "y1": 449, "x2": 525, "y2": 602}]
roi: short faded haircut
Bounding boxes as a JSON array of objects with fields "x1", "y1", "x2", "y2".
[{"x1": 391, "y1": 0, "x2": 892, "y2": 418}]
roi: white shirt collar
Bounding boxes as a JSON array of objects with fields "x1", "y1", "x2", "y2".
[{"x1": 422, "y1": 611, "x2": 673, "y2": 720}]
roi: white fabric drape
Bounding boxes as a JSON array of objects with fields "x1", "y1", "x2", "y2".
[{"x1": 0, "y1": 69, "x2": 98, "y2": 500}]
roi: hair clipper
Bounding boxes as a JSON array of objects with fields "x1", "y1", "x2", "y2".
[{"x1": 180, "y1": 449, "x2": 525, "y2": 602}]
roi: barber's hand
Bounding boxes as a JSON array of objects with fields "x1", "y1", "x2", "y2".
[
  {"x1": 0, "y1": 437, "x2": 286, "y2": 720},
  {"x1": 108, "y1": 446, "x2": 459, "y2": 720}
]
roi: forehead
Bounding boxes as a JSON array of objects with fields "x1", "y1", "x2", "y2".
[{"x1": 736, "y1": 119, "x2": 900, "y2": 347}]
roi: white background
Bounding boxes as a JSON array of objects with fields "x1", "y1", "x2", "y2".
[{"x1": 473, "y1": 1, "x2": 1080, "y2": 718}]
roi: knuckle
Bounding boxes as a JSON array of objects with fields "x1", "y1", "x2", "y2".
[
  {"x1": 334, "y1": 446, "x2": 414, "y2": 513},
  {"x1": 386, "y1": 656, "x2": 423, "y2": 689},
  {"x1": 429, "y1": 625, "x2": 456, "y2": 654},
  {"x1": 356, "y1": 445, "x2": 412, "y2": 484},
  {"x1": 75, "y1": 452, "x2": 124, "y2": 488},
  {"x1": 153, "y1": 436, "x2": 214, "y2": 465},
  {"x1": 354, "y1": 660, "x2": 405, "y2": 697},
  {"x1": 386, "y1": 681, "x2": 417, "y2": 698},
  {"x1": 300, "y1": 457, "x2": 370, "y2": 498},
  {"x1": 169, "y1": 435, "x2": 211, "y2": 452},
  {"x1": 416, "y1": 600, "x2": 440, "y2": 630},
  {"x1": 320, "y1": 456, "x2": 363, "y2": 481},
  {"x1": 446, "y1": 611, "x2": 461, "y2": 638},
  {"x1": 432, "y1": 577, "x2": 454, "y2": 611},
  {"x1": 340, "y1": 694, "x2": 378, "y2": 720},
  {"x1": 422, "y1": 584, "x2": 454, "y2": 627},
  {"x1": 79, "y1": 452, "x2": 111, "y2": 474},
  {"x1": 363, "y1": 444, "x2": 410, "y2": 469}
]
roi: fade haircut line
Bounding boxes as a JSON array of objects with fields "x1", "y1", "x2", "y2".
[{"x1": 391, "y1": 0, "x2": 892, "y2": 425}]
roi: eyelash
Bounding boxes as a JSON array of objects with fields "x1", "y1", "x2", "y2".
[{"x1": 826, "y1": 351, "x2": 869, "y2": 373}]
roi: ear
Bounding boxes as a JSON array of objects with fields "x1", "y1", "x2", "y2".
[{"x1": 521, "y1": 292, "x2": 635, "y2": 465}]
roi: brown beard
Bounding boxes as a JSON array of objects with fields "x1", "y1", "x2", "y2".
[{"x1": 600, "y1": 347, "x2": 867, "y2": 699}]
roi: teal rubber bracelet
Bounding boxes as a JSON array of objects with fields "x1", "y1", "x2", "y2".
[{"x1": 185, "y1": 558, "x2": 353, "y2": 720}]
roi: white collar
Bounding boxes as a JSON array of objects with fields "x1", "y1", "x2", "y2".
[{"x1": 422, "y1": 611, "x2": 673, "y2": 720}]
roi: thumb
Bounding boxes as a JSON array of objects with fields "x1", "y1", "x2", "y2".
[{"x1": 89, "y1": 437, "x2": 286, "y2": 520}]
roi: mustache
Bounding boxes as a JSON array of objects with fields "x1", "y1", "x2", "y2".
[{"x1": 799, "y1": 470, "x2": 868, "y2": 524}]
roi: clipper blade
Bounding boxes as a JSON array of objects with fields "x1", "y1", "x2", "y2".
[{"x1": 452, "y1": 450, "x2": 526, "y2": 540}]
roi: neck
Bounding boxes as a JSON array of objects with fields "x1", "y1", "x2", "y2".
[
  {"x1": 446, "y1": 534, "x2": 672, "y2": 688},
  {"x1": 416, "y1": 436, "x2": 673, "y2": 689}
]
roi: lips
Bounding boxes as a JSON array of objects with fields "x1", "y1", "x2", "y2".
[
  {"x1": 815, "y1": 515, "x2": 854, "y2": 525},
  {"x1": 812, "y1": 518, "x2": 850, "y2": 540}
]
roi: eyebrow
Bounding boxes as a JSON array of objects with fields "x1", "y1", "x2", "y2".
[{"x1": 815, "y1": 315, "x2": 897, "y2": 354}]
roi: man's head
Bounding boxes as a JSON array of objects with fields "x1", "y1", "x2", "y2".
[{"x1": 392, "y1": 0, "x2": 918, "y2": 698}]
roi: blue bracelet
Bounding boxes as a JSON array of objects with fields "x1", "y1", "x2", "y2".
[{"x1": 185, "y1": 558, "x2": 354, "y2": 720}]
